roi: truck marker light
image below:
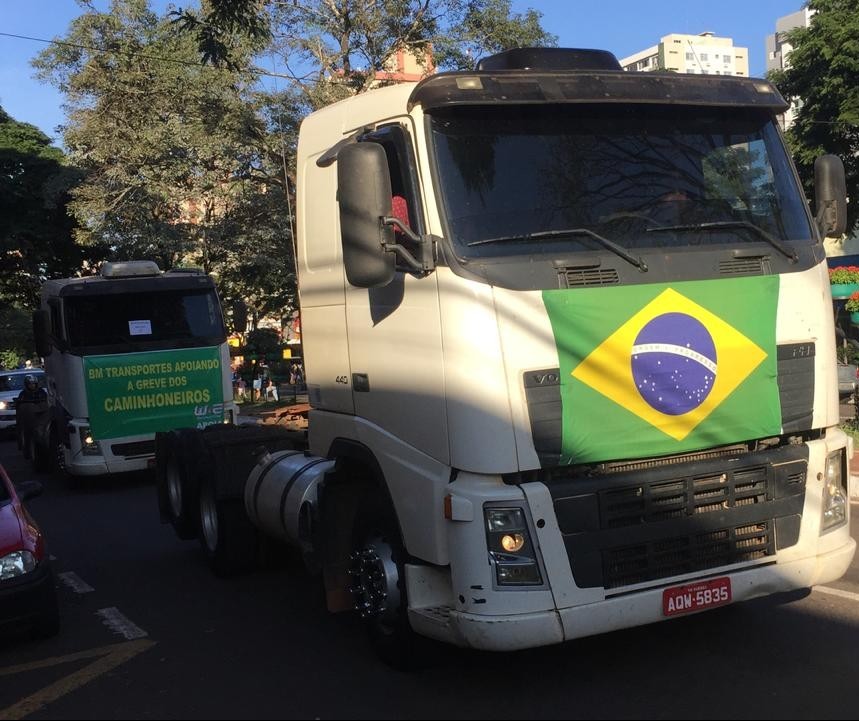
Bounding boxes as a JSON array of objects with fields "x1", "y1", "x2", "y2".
[{"x1": 456, "y1": 77, "x2": 483, "y2": 90}]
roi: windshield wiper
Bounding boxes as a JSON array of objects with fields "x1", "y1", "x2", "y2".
[
  {"x1": 646, "y1": 221, "x2": 798, "y2": 262},
  {"x1": 467, "y1": 228, "x2": 648, "y2": 272}
]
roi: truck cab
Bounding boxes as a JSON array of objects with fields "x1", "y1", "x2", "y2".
[
  {"x1": 33, "y1": 261, "x2": 236, "y2": 477},
  {"x1": 295, "y1": 48, "x2": 854, "y2": 652}
]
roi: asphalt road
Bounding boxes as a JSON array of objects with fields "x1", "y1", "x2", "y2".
[{"x1": 2, "y1": 437, "x2": 859, "y2": 720}]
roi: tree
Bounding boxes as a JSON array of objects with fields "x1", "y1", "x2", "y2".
[
  {"x1": 768, "y1": 0, "x2": 859, "y2": 235},
  {"x1": 179, "y1": 0, "x2": 556, "y2": 107},
  {"x1": 0, "y1": 106, "x2": 96, "y2": 309},
  {"x1": 33, "y1": 0, "x2": 298, "y2": 323}
]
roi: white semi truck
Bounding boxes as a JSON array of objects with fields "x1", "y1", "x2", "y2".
[
  {"x1": 32, "y1": 261, "x2": 237, "y2": 478},
  {"x1": 157, "y1": 48, "x2": 855, "y2": 666}
]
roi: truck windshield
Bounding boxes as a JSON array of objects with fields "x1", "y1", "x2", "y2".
[
  {"x1": 429, "y1": 104, "x2": 813, "y2": 259},
  {"x1": 64, "y1": 288, "x2": 225, "y2": 353}
]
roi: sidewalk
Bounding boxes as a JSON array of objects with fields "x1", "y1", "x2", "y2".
[{"x1": 235, "y1": 391, "x2": 309, "y2": 429}]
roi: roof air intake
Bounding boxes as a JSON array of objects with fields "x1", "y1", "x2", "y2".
[{"x1": 476, "y1": 47, "x2": 623, "y2": 72}]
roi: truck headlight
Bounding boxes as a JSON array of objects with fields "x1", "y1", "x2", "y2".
[
  {"x1": 0, "y1": 550, "x2": 36, "y2": 580},
  {"x1": 79, "y1": 426, "x2": 101, "y2": 456},
  {"x1": 484, "y1": 507, "x2": 543, "y2": 586},
  {"x1": 0, "y1": 401, "x2": 8, "y2": 411},
  {"x1": 822, "y1": 449, "x2": 848, "y2": 532}
]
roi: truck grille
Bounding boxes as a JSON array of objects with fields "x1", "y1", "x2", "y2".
[
  {"x1": 111, "y1": 440, "x2": 155, "y2": 458},
  {"x1": 603, "y1": 521, "x2": 773, "y2": 589},
  {"x1": 549, "y1": 445, "x2": 808, "y2": 590},
  {"x1": 602, "y1": 467, "x2": 768, "y2": 528}
]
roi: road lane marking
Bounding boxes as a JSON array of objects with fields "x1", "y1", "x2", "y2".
[
  {"x1": 57, "y1": 572, "x2": 94, "y2": 594},
  {"x1": 0, "y1": 639, "x2": 155, "y2": 720},
  {"x1": 814, "y1": 585, "x2": 859, "y2": 603},
  {"x1": 96, "y1": 607, "x2": 148, "y2": 640}
]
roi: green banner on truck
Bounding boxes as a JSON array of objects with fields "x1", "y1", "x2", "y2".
[{"x1": 83, "y1": 347, "x2": 225, "y2": 440}]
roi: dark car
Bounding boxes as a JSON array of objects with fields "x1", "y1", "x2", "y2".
[
  {"x1": 0, "y1": 369, "x2": 46, "y2": 439},
  {"x1": 0, "y1": 464, "x2": 59, "y2": 639}
]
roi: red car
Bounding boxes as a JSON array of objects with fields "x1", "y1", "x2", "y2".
[{"x1": 0, "y1": 464, "x2": 59, "y2": 638}]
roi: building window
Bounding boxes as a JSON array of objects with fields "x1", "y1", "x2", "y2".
[
  {"x1": 700, "y1": 53, "x2": 708, "y2": 61},
  {"x1": 686, "y1": 52, "x2": 694, "y2": 60}
]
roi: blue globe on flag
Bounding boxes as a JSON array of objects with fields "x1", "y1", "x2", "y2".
[{"x1": 631, "y1": 313, "x2": 717, "y2": 415}]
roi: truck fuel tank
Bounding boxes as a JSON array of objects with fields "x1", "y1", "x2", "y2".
[{"x1": 244, "y1": 450, "x2": 334, "y2": 550}]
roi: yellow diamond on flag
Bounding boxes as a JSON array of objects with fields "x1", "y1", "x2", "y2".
[{"x1": 571, "y1": 288, "x2": 768, "y2": 441}]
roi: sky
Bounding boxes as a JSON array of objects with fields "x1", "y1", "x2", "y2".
[{"x1": 0, "y1": 0, "x2": 805, "y2": 146}]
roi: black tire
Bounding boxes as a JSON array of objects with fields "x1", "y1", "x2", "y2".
[
  {"x1": 197, "y1": 475, "x2": 258, "y2": 577},
  {"x1": 20, "y1": 428, "x2": 33, "y2": 460},
  {"x1": 158, "y1": 429, "x2": 209, "y2": 540},
  {"x1": 30, "y1": 573, "x2": 60, "y2": 640},
  {"x1": 351, "y1": 504, "x2": 422, "y2": 669},
  {"x1": 31, "y1": 428, "x2": 52, "y2": 474}
]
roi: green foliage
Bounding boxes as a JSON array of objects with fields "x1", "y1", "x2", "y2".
[
  {"x1": 0, "y1": 303, "x2": 32, "y2": 365},
  {"x1": 189, "y1": 0, "x2": 555, "y2": 104},
  {"x1": 0, "y1": 106, "x2": 98, "y2": 308},
  {"x1": 170, "y1": 0, "x2": 271, "y2": 68},
  {"x1": 32, "y1": 0, "x2": 297, "y2": 326},
  {"x1": 30, "y1": 0, "x2": 555, "y2": 336},
  {"x1": 768, "y1": 0, "x2": 859, "y2": 235},
  {"x1": 244, "y1": 327, "x2": 281, "y2": 360}
]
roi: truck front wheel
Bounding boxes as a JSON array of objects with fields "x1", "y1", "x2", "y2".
[{"x1": 349, "y1": 515, "x2": 420, "y2": 668}]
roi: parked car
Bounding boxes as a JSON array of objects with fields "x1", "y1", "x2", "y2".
[
  {"x1": 0, "y1": 369, "x2": 46, "y2": 440},
  {"x1": 0, "y1": 464, "x2": 59, "y2": 639}
]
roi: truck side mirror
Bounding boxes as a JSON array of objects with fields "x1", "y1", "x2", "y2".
[
  {"x1": 32, "y1": 310, "x2": 52, "y2": 358},
  {"x1": 337, "y1": 143, "x2": 396, "y2": 288},
  {"x1": 232, "y1": 300, "x2": 248, "y2": 334},
  {"x1": 815, "y1": 154, "x2": 847, "y2": 238}
]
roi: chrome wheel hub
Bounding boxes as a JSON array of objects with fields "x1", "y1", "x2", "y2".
[{"x1": 349, "y1": 538, "x2": 400, "y2": 623}]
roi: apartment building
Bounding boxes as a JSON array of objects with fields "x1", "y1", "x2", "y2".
[
  {"x1": 766, "y1": 6, "x2": 814, "y2": 74},
  {"x1": 620, "y1": 32, "x2": 749, "y2": 76},
  {"x1": 765, "y1": 6, "x2": 814, "y2": 131}
]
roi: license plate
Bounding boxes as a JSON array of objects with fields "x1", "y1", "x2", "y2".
[{"x1": 662, "y1": 577, "x2": 732, "y2": 617}]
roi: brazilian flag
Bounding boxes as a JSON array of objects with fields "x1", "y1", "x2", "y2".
[{"x1": 542, "y1": 277, "x2": 782, "y2": 465}]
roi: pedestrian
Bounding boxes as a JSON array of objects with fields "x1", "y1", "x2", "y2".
[{"x1": 15, "y1": 375, "x2": 48, "y2": 454}]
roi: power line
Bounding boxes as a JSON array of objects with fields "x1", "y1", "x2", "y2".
[{"x1": 0, "y1": 30, "x2": 301, "y2": 85}]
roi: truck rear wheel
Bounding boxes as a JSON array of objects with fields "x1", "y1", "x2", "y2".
[
  {"x1": 198, "y1": 475, "x2": 258, "y2": 577},
  {"x1": 159, "y1": 430, "x2": 208, "y2": 540}
]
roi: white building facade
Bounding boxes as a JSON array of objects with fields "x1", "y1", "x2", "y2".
[
  {"x1": 765, "y1": 6, "x2": 814, "y2": 131},
  {"x1": 620, "y1": 32, "x2": 749, "y2": 76}
]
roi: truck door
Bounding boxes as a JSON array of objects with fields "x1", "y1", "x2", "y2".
[{"x1": 344, "y1": 123, "x2": 449, "y2": 465}]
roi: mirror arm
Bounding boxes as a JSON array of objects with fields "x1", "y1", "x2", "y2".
[
  {"x1": 815, "y1": 200, "x2": 839, "y2": 237},
  {"x1": 382, "y1": 217, "x2": 436, "y2": 273}
]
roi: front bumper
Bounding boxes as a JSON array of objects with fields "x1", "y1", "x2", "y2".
[
  {"x1": 65, "y1": 453, "x2": 152, "y2": 476},
  {"x1": 411, "y1": 537, "x2": 856, "y2": 651},
  {"x1": 0, "y1": 559, "x2": 57, "y2": 632}
]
